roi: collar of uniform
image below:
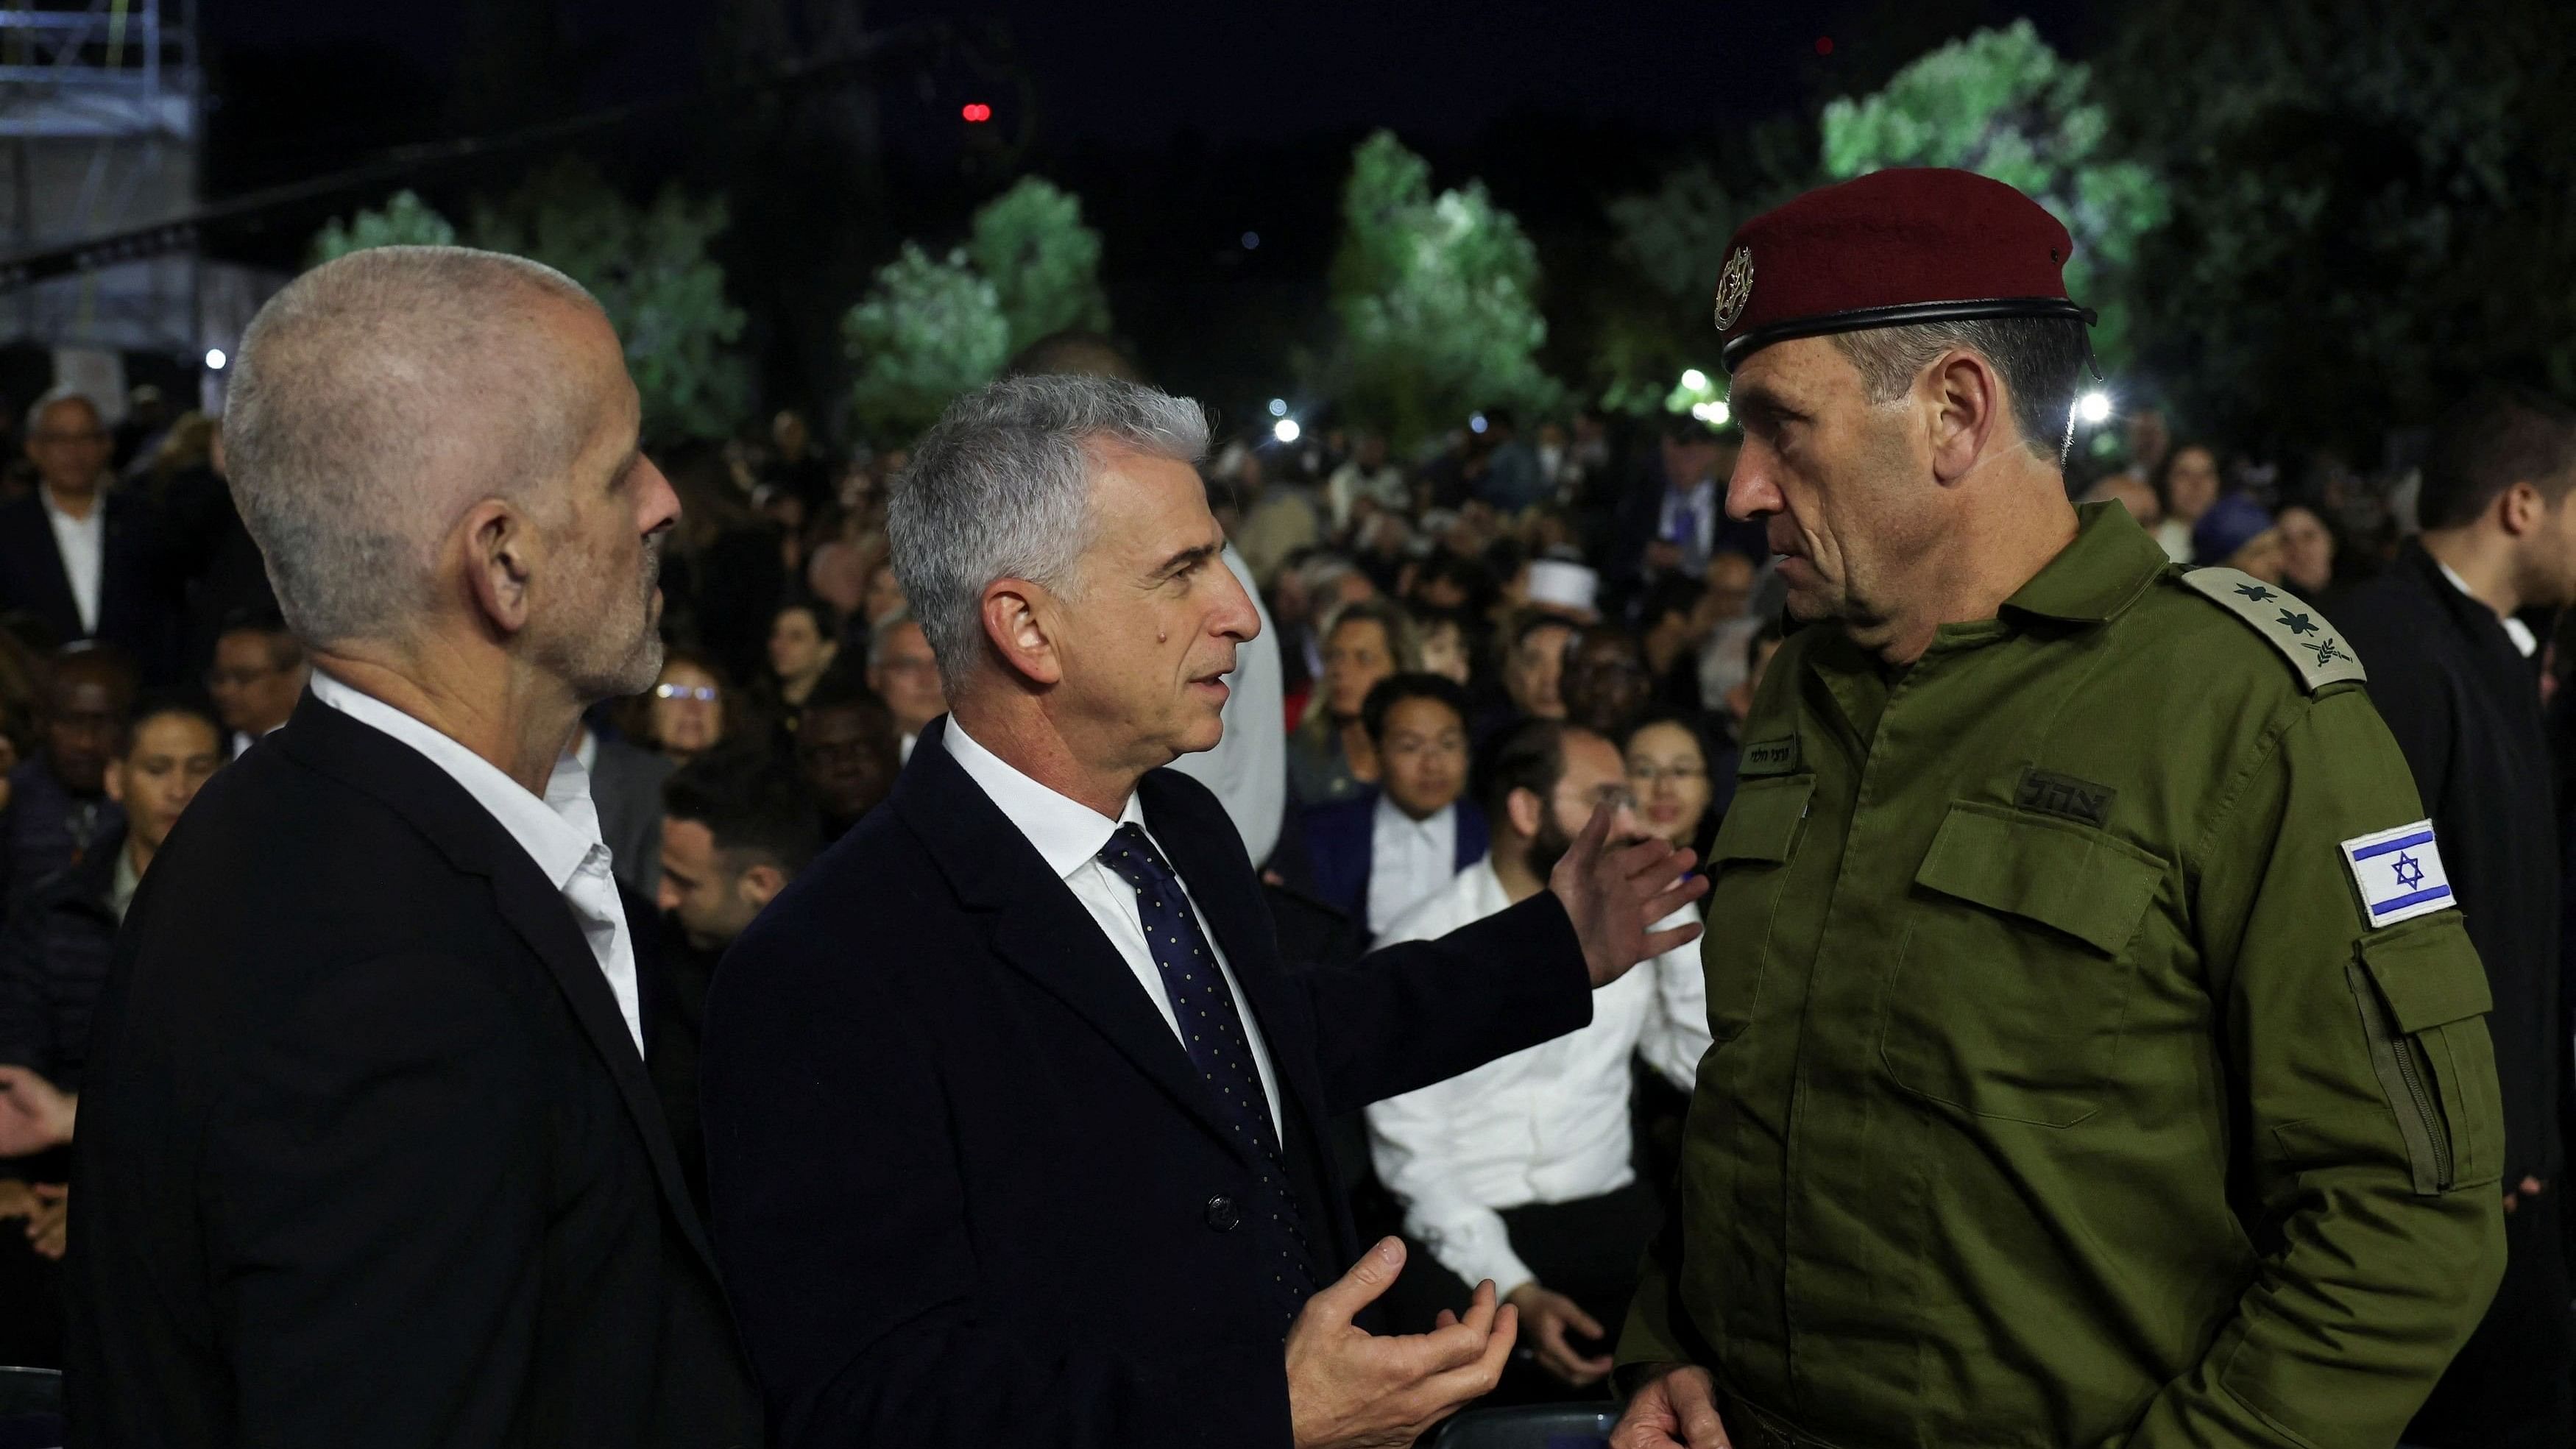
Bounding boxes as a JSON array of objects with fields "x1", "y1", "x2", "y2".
[{"x1": 1998, "y1": 500, "x2": 2171, "y2": 626}]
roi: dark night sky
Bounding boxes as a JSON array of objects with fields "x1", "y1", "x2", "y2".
[
  {"x1": 197, "y1": 0, "x2": 2101, "y2": 412},
  {"x1": 204, "y1": 0, "x2": 2099, "y2": 166}
]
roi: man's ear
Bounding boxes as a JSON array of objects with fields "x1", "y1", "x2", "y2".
[
  {"x1": 1925, "y1": 350, "x2": 2006, "y2": 486},
  {"x1": 980, "y1": 579, "x2": 1064, "y2": 687},
  {"x1": 2498, "y1": 481, "x2": 2546, "y2": 536},
  {"x1": 460, "y1": 499, "x2": 534, "y2": 637},
  {"x1": 738, "y1": 862, "x2": 788, "y2": 912},
  {"x1": 1506, "y1": 784, "x2": 1543, "y2": 840}
]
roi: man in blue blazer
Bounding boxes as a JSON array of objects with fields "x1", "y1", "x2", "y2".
[
  {"x1": 703, "y1": 375, "x2": 1705, "y2": 1449},
  {"x1": 1302, "y1": 674, "x2": 1488, "y2": 939}
]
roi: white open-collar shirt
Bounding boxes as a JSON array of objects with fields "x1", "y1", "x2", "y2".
[
  {"x1": 944, "y1": 718, "x2": 1284, "y2": 1135},
  {"x1": 309, "y1": 670, "x2": 643, "y2": 1056}
]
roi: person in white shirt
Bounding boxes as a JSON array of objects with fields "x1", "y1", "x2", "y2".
[
  {"x1": 1301, "y1": 673, "x2": 1485, "y2": 937},
  {"x1": 1368, "y1": 718, "x2": 1710, "y2": 1392},
  {"x1": 865, "y1": 610, "x2": 945, "y2": 762}
]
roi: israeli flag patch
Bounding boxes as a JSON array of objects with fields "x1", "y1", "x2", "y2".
[{"x1": 2340, "y1": 820, "x2": 2455, "y2": 927}]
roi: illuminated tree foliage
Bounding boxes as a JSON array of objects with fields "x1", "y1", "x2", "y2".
[
  {"x1": 1324, "y1": 130, "x2": 1563, "y2": 447},
  {"x1": 470, "y1": 158, "x2": 753, "y2": 442},
  {"x1": 966, "y1": 177, "x2": 1112, "y2": 354},
  {"x1": 1820, "y1": 20, "x2": 2167, "y2": 369},
  {"x1": 2103, "y1": 0, "x2": 2576, "y2": 450},
  {"x1": 841, "y1": 243, "x2": 1013, "y2": 444},
  {"x1": 305, "y1": 190, "x2": 459, "y2": 267}
]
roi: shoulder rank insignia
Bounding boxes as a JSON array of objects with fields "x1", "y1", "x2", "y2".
[{"x1": 2178, "y1": 567, "x2": 2367, "y2": 693}]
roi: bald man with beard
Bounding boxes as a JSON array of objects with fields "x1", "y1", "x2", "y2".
[{"x1": 65, "y1": 247, "x2": 760, "y2": 1448}]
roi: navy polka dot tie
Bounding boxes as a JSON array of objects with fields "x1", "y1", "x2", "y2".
[{"x1": 1098, "y1": 821, "x2": 1318, "y2": 1321}]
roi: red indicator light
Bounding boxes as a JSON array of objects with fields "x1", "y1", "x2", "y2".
[
  {"x1": 961, "y1": 102, "x2": 992, "y2": 123},
  {"x1": 1814, "y1": 36, "x2": 1834, "y2": 55}
]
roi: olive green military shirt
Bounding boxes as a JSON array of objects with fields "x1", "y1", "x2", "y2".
[{"x1": 1619, "y1": 503, "x2": 2505, "y2": 1448}]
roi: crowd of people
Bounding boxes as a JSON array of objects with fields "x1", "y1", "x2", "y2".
[{"x1": 0, "y1": 221, "x2": 2569, "y2": 1445}]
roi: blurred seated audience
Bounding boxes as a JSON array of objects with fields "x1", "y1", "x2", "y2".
[
  {"x1": 634, "y1": 647, "x2": 738, "y2": 766},
  {"x1": 2191, "y1": 492, "x2": 2287, "y2": 583},
  {"x1": 1365, "y1": 719, "x2": 1709, "y2": 1392},
  {"x1": 2079, "y1": 472, "x2": 2163, "y2": 529},
  {"x1": 0, "y1": 392, "x2": 184, "y2": 685},
  {"x1": 0, "y1": 695, "x2": 222, "y2": 1362},
  {"x1": 762, "y1": 598, "x2": 839, "y2": 727},
  {"x1": 1523, "y1": 558, "x2": 1601, "y2": 623},
  {"x1": 1412, "y1": 607, "x2": 1476, "y2": 687},
  {"x1": 863, "y1": 611, "x2": 945, "y2": 762},
  {"x1": 2276, "y1": 501, "x2": 2340, "y2": 600},
  {"x1": 794, "y1": 678, "x2": 903, "y2": 841},
  {"x1": 1720, "y1": 615, "x2": 1788, "y2": 737},
  {"x1": 652, "y1": 747, "x2": 829, "y2": 1214},
  {"x1": 1303, "y1": 673, "x2": 1485, "y2": 936},
  {"x1": 1496, "y1": 611, "x2": 1576, "y2": 729},
  {"x1": 2152, "y1": 440, "x2": 2223, "y2": 564},
  {"x1": 205, "y1": 608, "x2": 307, "y2": 758},
  {"x1": 1623, "y1": 710, "x2": 1723, "y2": 862},
  {"x1": 1327, "y1": 430, "x2": 1407, "y2": 532},
  {"x1": 0, "y1": 645, "x2": 135, "y2": 905},
  {"x1": 1287, "y1": 598, "x2": 1415, "y2": 806},
  {"x1": 1560, "y1": 624, "x2": 1656, "y2": 739}
]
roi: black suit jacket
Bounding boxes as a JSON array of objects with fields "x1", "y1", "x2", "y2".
[
  {"x1": 66, "y1": 691, "x2": 760, "y2": 1447},
  {"x1": 702, "y1": 717, "x2": 1591, "y2": 1449},
  {"x1": 2338, "y1": 543, "x2": 2563, "y2": 1187},
  {"x1": 0, "y1": 486, "x2": 182, "y2": 681}
]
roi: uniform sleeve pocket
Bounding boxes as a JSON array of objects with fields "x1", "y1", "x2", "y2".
[
  {"x1": 2352, "y1": 918, "x2": 2502, "y2": 1194},
  {"x1": 1912, "y1": 803, "x2": 2162, "y2": 957},
  {"x1": 1709, "y1": 774, "x2": 1813, "y2": 867}
]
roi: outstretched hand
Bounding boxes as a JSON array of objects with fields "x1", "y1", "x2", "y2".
[
  {"x1": 1549, "y1": 803, "x2": 1708, "y2": 988},
  {"x1": 1287, "y1": 1237, "x2": 1520, "y2": 1449},
  {"x1": 0, "y1": 1066, "x2": 75, "y2": 1158}
]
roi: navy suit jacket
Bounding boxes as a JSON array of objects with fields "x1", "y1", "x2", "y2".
[
  {"x1": 1302, "y1": 792, "x2": 1488, "y2": 930},
  {"x1": 701, "y1": 717, "x2": 1590, "y2": 1449},
  {"x1": 0, "y1": 487, "x2": 181, "y2": 682}
]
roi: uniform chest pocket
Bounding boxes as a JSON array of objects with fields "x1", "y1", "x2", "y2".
[
  {"x1": 1881, "y1": 801, "x2": 2165, "y2": 1127},
  {"x1": 1700, "y1": 773, "x2": 1813, "y2": 1044}
]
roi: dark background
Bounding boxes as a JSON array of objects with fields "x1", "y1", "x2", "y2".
[{"x1": 200, "y1": 0, "x2": 2095, "y2": 419}]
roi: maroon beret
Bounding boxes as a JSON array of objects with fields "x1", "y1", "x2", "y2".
[{"x1": 1713, "y1": 167, "x2": 2094, "y2": 372}]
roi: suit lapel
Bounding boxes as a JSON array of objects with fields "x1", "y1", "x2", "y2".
[
  {"x1": 277, "y1": 692, "x2": 722, "y2": 1275},
  {"x1": 1140, "y1": 771, "x2": 1335, "y2": 1182},
  {"x1": 896, "y1": 723, "x2": 1259, "y2": 1166}
]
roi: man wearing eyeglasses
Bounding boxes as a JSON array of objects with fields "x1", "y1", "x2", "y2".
[
  {"x1": 205, "y1": 609, "x2": 309, "y2": 759},
  {"x1": 0, "y1": 392, "x2": 182, "y2": 683},
  {"x1": 1365, "y1": 718, "x2": 1709, "y2": 1397}
]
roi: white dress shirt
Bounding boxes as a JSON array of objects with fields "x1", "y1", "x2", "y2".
[
  {"x1": 899, "y1": 731, "x2": 918, "y2": 763},
  {"x1": 309, "y1": 670, "x2": 644, "y2": 1055},
  {"x1": 40, "y1": 485, "x2": 106, "y2": 634},
  {"x1": 1365, "y1": 796, "x2": 1457, "y2": 938},
  {"x1": 1170, "y1": 545, "x2": 1287, "y2": 866},
  {"x1": 944, "y1": 718, "x2": 1284, "y2": 1133},
  {"x1": 1366, "y1": 860, "x2": 1709, "y2": 1298},
  {"x1": 2437, "y1": 559, "x2": 2539, "y2": 657}
]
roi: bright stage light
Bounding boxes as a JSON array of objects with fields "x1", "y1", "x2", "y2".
[
  {"x1": 2077, "y1": 390, "x2": 2113, "y2": 425},
  {"x1": 1273, "y1": 418, "x2": 1301, "y2": 444},
  {"x1": 205, "y1": 347, "x2": 227, "y2": 371},
  {"x1": 1680, "y1": 368, "x2": 1708, "y2": 392}
]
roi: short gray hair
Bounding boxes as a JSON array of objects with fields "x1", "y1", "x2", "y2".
[
  {"x1": 1830, "y1": 316, "x2": 2092, "y2": 464},
  {"x1": 889, "y1": 374, "x2": 1210, "y2": 690},
  {"x1": 224, "y1": 244, "x2": 599, "y2": 648},
  {"x1": 24, "y1": 388, "x2": 101, "y2": 440}
]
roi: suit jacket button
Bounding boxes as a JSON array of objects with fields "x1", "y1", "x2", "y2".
[{"x1": 1205, "y1": 1194, "x2": 1242, "y2": 1231}]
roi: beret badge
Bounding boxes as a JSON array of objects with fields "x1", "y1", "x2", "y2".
[{"x1": 1712, "y1": 246, "x2": 1755, "y2": 331}]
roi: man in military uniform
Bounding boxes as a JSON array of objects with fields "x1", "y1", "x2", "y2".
[{"x1": 1612, "y1": 168, "x2": 2505, "y2": 1449}]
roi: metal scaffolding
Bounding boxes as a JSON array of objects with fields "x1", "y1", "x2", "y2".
[{"x1": 0, "y1": 0, "x2": 202, "y2": 360}]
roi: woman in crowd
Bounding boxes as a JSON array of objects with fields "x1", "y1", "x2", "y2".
[
  {"x1": 1623, "y1": 710, "x2": 1721, "y2": 864},
  {"x1": 2152, "y1": 442, "x2": 2224, "y2": 564},
  {"x1": 764, "y1": 599, "x2": 839, "y2": 727},
  {"x1": 2276, "y1": 501, "x2": 2340, "y2": 599},
  {"x1": 2190, "y1": 492, "x2": 2287, "y2": 584},
  {"x1": 636, "y1": 648, "x2": 740, "y2": 766},
  {"x1": 1287, "y1": 599, "x2": 1417, "y2": 806}
]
